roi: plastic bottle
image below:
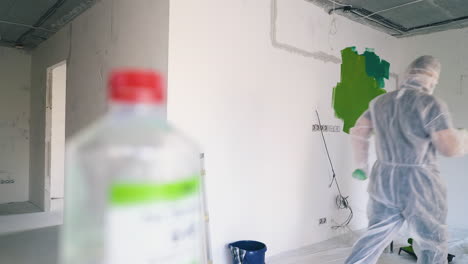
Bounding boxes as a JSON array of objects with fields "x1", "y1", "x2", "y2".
[{"x1": 61, "y1": 69, "x2": 204, "y2": 264}]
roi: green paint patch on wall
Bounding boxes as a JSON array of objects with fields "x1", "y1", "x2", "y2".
[
  {"x1": 333, "y1": 47, "x2": 389, "y2": 133},
  {"x1": 364, "y1": 49, "x2": 390, "y2": 88}
]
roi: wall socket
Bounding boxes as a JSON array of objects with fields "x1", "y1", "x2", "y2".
[
  {"x1": 0, "y1": 179, "x2": 15, "y2": 184},
  {"x1": 319, "y1": 217, "x2": 327, "y2": 225}
]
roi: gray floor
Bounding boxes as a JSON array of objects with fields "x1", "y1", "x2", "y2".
[
  {"x1": 268, "y1": 227, "x2": 468, "y2": 264},
  {"x1": 0, "y1": 223, "x2": 467, "y2": 264},
  {"x1": 0, "y1": 208, "x2": 63, "y2": 264},
  {"x1": 0, "y1": 226, "x2": 60, "y2": 264},
  {"x1": 268, "y1": 230, "x2": 417, "y2": 264},
  {"x1": 0, "y1": 201, "x2": 41, "y2": 215}
]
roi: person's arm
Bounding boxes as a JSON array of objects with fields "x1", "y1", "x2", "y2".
[
  {"x1": 432, "y1": 128, "x2": 468, "y2": 157},
  {"x1": 424, "y1": 98, "x2": 468, "y2": 157},
  {"x1": 350, "y1": 111, "x2": 373, "y2": 179}
]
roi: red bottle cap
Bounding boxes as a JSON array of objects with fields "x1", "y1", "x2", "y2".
[{"x1": 109, "y1": 69, "x2": 165, "y2": 104}]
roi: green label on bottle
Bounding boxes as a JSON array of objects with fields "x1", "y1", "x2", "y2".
[{"x1": 110, "y1": 175, "x2": 200, "y2": 206}]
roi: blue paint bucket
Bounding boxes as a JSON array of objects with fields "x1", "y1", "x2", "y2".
[{"x1": 228, "y1": 240, "x2": 267, "y2": 264}]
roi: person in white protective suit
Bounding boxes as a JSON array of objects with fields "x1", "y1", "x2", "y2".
[{"x1": 344, "y1": 55, "x2": 468, "y2": 264}]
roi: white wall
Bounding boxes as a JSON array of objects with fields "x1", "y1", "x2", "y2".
[
  {"x1": 167, "y1": 0, "x2": 402, "y2": 262},
  {"x1": 401, "y1": 28, "x2": 468, "y2": 229},
  {"x1": 30, "y1": 0, "x2": 170, "y2": 210},
  {"x1": 0, "y1": 47, "x2": 31, "y2": 204}
]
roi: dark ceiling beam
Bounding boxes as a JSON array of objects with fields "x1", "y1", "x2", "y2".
[
  {"x1": 329, "y1": 6, "x2": 468, "y2": 36},
  {"x1": 407, "y1": 15, "x2": 468, "y2": 31},
  {"x1": 0, "y1": 39, "x2": 17, "y2": 48},
  {"x1": 0, "y1": 19, "x2": 55, "y2": 32},
  {"x1": 15, "y1": 0, "x2": 67, "y2": 45}
]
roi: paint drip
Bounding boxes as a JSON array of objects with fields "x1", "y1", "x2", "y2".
[{"x1": 332, "y1": 47, "x2": 389, "y2": 133}]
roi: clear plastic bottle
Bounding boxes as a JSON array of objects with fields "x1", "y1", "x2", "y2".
[{"x1": 61, "y1": 70, "x2": 204, "y2": 264}]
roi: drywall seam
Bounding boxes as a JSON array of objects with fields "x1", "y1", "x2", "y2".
[
  {"x1": 67, "y1": 24, "x2": 73, "y2": 72},
  {"x1": 270, "y1": 0, "x2": 342, "y2": 64},
  {"x1": 270, "y1": 0, "x2": 400, "y2": 91}
]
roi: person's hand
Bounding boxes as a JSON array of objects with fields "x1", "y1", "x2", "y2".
[{"x1": 352, "y1": 168, "x2": 368, "y2": 181}]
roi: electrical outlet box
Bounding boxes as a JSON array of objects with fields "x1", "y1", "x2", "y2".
[{"x1": 319, "y1": 217, "x2": 327, "y2": 225}]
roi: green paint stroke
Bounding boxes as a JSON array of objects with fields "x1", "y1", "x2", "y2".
[
  {"x1": 110, "y1": 175, "x2": 200, "y2": 206},
  {"x1": 332, "y1": 47, "x2": 389, "y2": 133},
  {"x1": 363, "y1": 48, "x2": 390, "y2": 88}
]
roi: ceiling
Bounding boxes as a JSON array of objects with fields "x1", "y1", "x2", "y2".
[
  {"x1": 2, "y1": 0, "x2": 467, "y2": 49},
  {"x1": 306, "y1": 0, "x2": 468, "y2": 37},
  {"x1": 0, "y1": 0, "x2": 96, "y2": 49}
]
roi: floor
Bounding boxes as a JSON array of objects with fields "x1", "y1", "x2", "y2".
[
  {"x1": 0, "y1": 207, "x2": 62, "y2": 264},
  {"x1": 268, "y1": 227, "x2": 468, "y2": 264},
  {"x1": 0, "y1": 226, "x2": 59, "y2": 264},
  {"x1": 268, "y1": 231, "x2": 416, "y2": 264},
  {"x1": 0, "y1": 210, "x2": 62, "y2": 235},
  {"x1": 0, "y1": 220, "x2": 467, "y2": 264},
  {"x1": 0, "y1": 201, "x2": 41, "y2": 215}
]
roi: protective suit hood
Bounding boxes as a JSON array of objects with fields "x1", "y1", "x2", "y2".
[{"x1": 400, "y1": 55, "x2": 441, "y2": 94}]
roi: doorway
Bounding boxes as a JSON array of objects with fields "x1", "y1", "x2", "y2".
[{"x1": 44, "y1": 61, "x2": 67, "y2": 212}]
